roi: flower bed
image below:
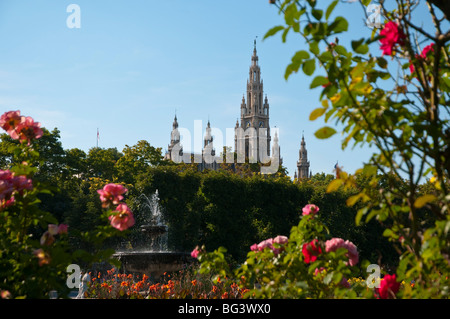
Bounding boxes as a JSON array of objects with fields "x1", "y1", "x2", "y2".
[{"x1": 84, "y1": 267, "x2": 248, "y2": 299}]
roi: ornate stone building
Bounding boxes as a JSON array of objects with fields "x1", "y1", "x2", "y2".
[
  {"x1": 235, "y1": 40, "x2": 271, "y2": 163},
  {"x1": 164, "y1": 41, "x2": 310, "y2": 179},
  {"x1": 294, "y1": 135, "x2": 312, "y2": 180}
]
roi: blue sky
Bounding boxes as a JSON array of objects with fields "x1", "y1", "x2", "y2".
[{"x1": 0, "y1": 0, "x2": 436, "y2": 178}]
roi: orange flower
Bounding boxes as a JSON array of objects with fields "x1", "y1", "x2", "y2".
[
  {"x1": 142, "y1": 274, "x2": 149, "y2": 281},
  {"x1": 191, "y1": 279, "x2": 197, "y2": 286},
  {"x1": 33, "y1": 248, "x2": 50, "y2": 266}
]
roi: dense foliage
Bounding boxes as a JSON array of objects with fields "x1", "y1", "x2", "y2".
[{"x1": 194, "y1": 0, "x2": 449, "y2": 298}]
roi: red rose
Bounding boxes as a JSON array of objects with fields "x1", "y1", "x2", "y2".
[
  {"x1": 302, "y1": 239, "x2": 322, "y2": 264},
  {"x1": 376, "y1": 274, "x2": 400, "y2": 299},
  {"x1": 379, "y1": 21, "x2": 406, "y2": 56}
]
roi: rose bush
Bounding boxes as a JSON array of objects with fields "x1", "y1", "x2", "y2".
[
  {"x1": 193, "y1": 204, "x2": 381, "y2": 298},
  {"x1": 264, "y1": 0, "x2": 450, "y2": 298},
  {"x1": 0, "y1": 110, "x2": 132, "y2": 298}
]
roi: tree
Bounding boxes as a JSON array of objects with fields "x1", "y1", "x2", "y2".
[
  {"x1": 115, "y1": 140, "x2": 165, "y2": 185},
  {"x1": 265, "y1": 0, "x2": 449, "y2": 297},
  {"x1": 86, "y1": 147, "x2": 122, "y2": 181}
]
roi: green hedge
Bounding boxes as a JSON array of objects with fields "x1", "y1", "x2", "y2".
[{"x1": 137, "y1": 167, "x2": 396, "y2": 265}]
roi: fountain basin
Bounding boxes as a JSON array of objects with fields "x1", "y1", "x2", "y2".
[{"x1": 113, "y1": 251, "x2": 194, "y2": 279}]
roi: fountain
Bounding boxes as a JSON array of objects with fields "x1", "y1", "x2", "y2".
[{"x1": 113, "y1": 191, "x2": 194, "y2": 279}]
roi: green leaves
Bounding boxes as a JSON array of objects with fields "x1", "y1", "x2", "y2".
[
  {"x1": 309, "y1": 107, "x2": 327, "y2": 121},
  {"x1": 285, "y1": 50, "x2": 316, "y2": 80},
  {"x1": 285, "y1": 50, "x2": 309, "y2": 80},
  {"x1": 326, "y1": 178, "x2": 343, "y2": 192},
  {"x1": 414, "y1": 194, "x2": 437, "y2": 208},
  {"x1": 303, "y1": 59, "x2": 316, "y2": 76},
  {"x1": 325, "y1": 0, "x2": 339, "y2": 20},
  {"x1": 314, "y1": 126, "x2": 337, "y2": 139},
  {"x1": 351, "y1": 38, "x2": 369, "y2": 54},
  {"x1": 328, "y1": 16, "x2": 348, "y2": 34},
  {"x1": 310, "y1": 75, "x2": 329, "y2": 88},
  {"x1": 264, "y1": 25, "x2": 285, "y2": 39}
]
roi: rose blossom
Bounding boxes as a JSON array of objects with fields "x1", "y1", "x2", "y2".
[
  {"x1": 273, "y1": 235, "x2": 288, "y2": 255},
  {"x1": 0, "y1": 110, "x2": 21, "y2": 137},
  {"x1": 0, "y1": 169, "x2": 32, "y2": 210},
  {"x1": 421, "y1": 43, "x2": 435, "y2": 58},
  {"x1": 15, "y1": 116, "x2": 43, "y2": 145},
  {"x1": 0, "y1": 170, "x2": 15, "y2": 202},
  {"x1": 191, "y1": 246, "x2": 200, "y2": 259},
  {"x1": 302, "y1": 204, "x2": 319, "y2": 216},
  {"x1": 250, "y1": 236, "x2": 288, "y2": 256},
  {"x1": 97, "y1": 183, "x2": 128, "y2": 208},
  {"x1": 257, "y1": 238, "x2": 274, "y2": 251},
  {"x1": 409, "y1": 43, "x2": 435, "y2": 74},
  {"x1": 109, "y1": 203, "x2": 135, "y2": 231},
  {"x1": 273, "y1": 235, "x2": 288, "y2": 245},
  {"x1": 302, "y1": 239, "x2": 322, "y2": 264},
  {"x1": 325, "y1": 237, "x2": 359, "y2": 266},
  {"x1": 58, "y1": 224, "x2": 68, "y2": 234},
  {"x1": 376, "y1": 274, "x2": 400, "y2": 299},
  {"x1": 379, "y1": 21, "x2": 406, "y2": 56}
]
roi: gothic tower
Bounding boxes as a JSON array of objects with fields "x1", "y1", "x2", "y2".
[
  {"x1": 165, "y1": 114, "x2": 182, "y2": 161},
  {"x1": 297, "y1": 135, "x2": 311, "y2": 179},
  {"x1": 235, "y1": 40, "x2": 271, "y2": 162}
]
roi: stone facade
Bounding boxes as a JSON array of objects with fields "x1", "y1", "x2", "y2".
[{"x1": 164, "y1": 41, "x2": 310, "y2": 178}]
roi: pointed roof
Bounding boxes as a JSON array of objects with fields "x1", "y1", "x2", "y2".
[
  {"x1": 172, "y1": 114, "x2": 178, "y2": 129},
  {"x1": 252, "y1": 38, "x2": 259, "y2": 65}
]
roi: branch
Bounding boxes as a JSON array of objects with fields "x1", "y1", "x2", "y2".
[{"x1": 427, "y1": 0, "x2": 450, "y2": 21}]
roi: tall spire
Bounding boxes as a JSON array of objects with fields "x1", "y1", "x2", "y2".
[
  {"x1": 235, "y1": 37, "x2": 271, "y2": 162},
  {"x1": 252, "y1": 37, "x2": 259, "y2": 66},
  {"x1": 172, "y1": 114, "x2": 178, "y2": 129},
  {"x1": 297, "y1": 134, "x2": 310, "y2": 179}
]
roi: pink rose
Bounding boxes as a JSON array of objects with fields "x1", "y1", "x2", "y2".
[
  {"x1": 250, "y1": 236, "x2": 288, "y2": 256},
  {"x1": 325, "y1": 238, "x2": 359, "y2": 266},
  {"x1": 0, "y1": 170, "x2": 33, "y2": 210},
  {"x1": 58, "y1": 224, "x2": 68, "y2": 234},
  {"x1": 273, "y1": 235, "x2": 288, "y2": 255},
  {"x1": 109, "y1": 203, "x2": 135, "y2": 231},
  {"x1": 97, "y1": 183, "x2": 128, "y2": 208},
  {"x1": 273, "y1": 235, "x2": 288, "y2": 245},
  {"x1": 257, "y1": 238, "x2": 274, "y2": 251},
  {"x1": 302, "y1": 204, "x2": 319, "y2": 216},
  {"x1": 0, "y1": 170, "x2": 15, "y2": 203},
  {"x1": 191, "y1": 246, "x2": 200, "y2": 259},
  {"x1": 0, "y1": 111, "x2": 21, "y2": 138},
  {"x1": 15, "y1": 116, "x2": 43, "y2": 145}
]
